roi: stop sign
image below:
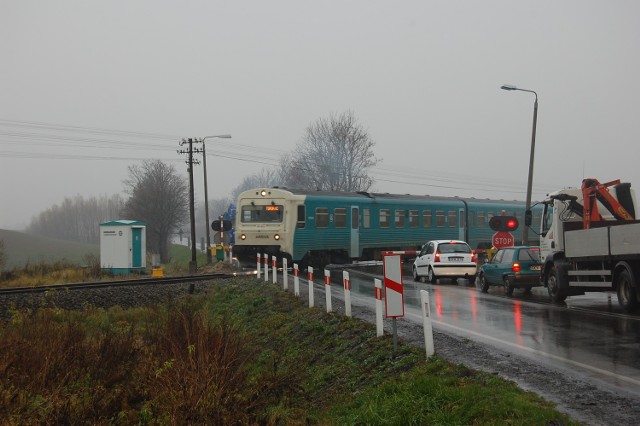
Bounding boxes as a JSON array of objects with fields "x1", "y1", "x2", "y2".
[{"x1": 492, "y1": 231, "x2": 515, "y2": 249}]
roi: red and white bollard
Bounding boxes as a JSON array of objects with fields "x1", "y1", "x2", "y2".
[
  {"x1": 375, "y1": 278, "x2": 384, "y2": 337},
  {"x1": 256, "y1": 253, "x2": 261, "y2": 280},
  {"x1": 282, "y1": 258, "x2": 288, "y2": 291},
  {"x1": 308, "y1": 266, "x2": 314, "y2": 308},
  {"x1": 343, "y1": 270, "x2": 352, "y2": 317},
  {"x1": 272, "y1": 255, "x2": 277, "y2": 284},
  {"x1": 324, "y1": 269, "x2": 332, "y2": 313},
  {"x1": 293, "y1": 263, "x2": 300, "y2": 296},
  {"x1": 421, "y1": 290, "x2": 435, "y2": 358},
  {"x1": 263, "y1": 254, "x2": 269, "y2": 282}
]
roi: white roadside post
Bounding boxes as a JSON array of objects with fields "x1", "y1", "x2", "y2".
[
  {"x1": 263, "y1": 254, "x2": 269, "y2": 282},
  {"x1": 283, "y1": 258, "x2": 288, "y2": 291},
  {"x1": 324, "y1": 269, "x2": 332, "y2": 313},
  {"x1": 374, "y1": 278, "x2": 384, "y2": 337},
  {"x1": 293, "y1": 263, "x2": 300, "y2": 296},
  {"x1": 420, "y1": 290, "x2": 435, "y2": 358},
  {"x1": 272, "y1": 255, "x2": 277, "y2": 284},
  {"x1": 343, "y1": 270, "x2": 352, "y2": 317},
  {"x1": 256, "y1": 253, "x2": 261, "y2": 280},
  {"x1": 308, "y1": 266, "x2": 314, "y2": 308}
]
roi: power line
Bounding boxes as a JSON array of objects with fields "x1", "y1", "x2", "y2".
[{"x1": 0, "y1": 117, "x2": 554, "y2": 197}]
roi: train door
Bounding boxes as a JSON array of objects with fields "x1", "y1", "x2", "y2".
[
  {"x1": 458, "y1": 208, "x2": 466, "y2": 241},
  {"x1": 350, "y1": 206, "x2": 359, "y2": 258}
]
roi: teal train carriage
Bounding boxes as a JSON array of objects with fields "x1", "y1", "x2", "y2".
[{"x1": 233, "y1": 187, "x2": 542, "y2": 267}]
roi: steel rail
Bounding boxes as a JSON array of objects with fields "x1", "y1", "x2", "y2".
[{"x1": 0, "y1": 271, "x2": 256, "y2": 296}]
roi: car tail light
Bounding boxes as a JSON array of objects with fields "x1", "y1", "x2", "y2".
[
  {"x1": 434, "y1": 250, "x2": 441, "y2": 262},
  {"x1": 471, "y1": 250, "x2": 477, "y2": 263},
  {"x1": 512, "y1": 262, "x2": 521, "y2": 273}
]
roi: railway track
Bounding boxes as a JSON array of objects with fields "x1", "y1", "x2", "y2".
[
  {"x1": 0, "y1": 272, "x2": 258, "y2": 296},
  {"x1": 0, "y1": 271, "x2": 262, "y2": 321}
]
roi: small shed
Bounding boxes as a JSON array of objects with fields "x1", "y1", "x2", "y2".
[{"x1": 100, "y1": 220, "x2": 146, "y2": 274}]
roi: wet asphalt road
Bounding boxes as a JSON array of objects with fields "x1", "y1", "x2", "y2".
[{"x1": 337, "y1": 266, "x2": 640, "y2": 399}]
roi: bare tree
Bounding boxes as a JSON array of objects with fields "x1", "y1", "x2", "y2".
[
  {"x1": 281, "y1": 111, "x2": 379, "y2": 191},
  {"x1": 122, "y1": 160, "x2": 188, "y2": 262}
]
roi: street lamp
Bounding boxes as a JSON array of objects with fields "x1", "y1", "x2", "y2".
[
  {"x1": 201, "y1": 134, "x2": 232, "y2": 264},
  {"x1": 501, "y1": 84, "x2": 538, "y2": 245}
]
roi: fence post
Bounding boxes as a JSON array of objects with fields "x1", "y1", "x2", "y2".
[
  {"x1": 308, "y1": 266, "x2": 314, "y2": 308},
  {"x1": 343, "y1": 270, "x2": 352, "y2": 317},
  {"x1": 283, "y1": 258, "x2": 288, "y2": 291},
  {"x1": 294, "y1": 263, "x2": 300, "y2": 296},
  {"x1": 375, "y1": 278, "x2": 384, "y2": 337},
  {"x1": 324, "y1": 269, "x2": 332, "y2": 313}
]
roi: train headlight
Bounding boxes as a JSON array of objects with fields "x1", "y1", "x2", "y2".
[
  {"x1": 274, "y1": 234, "x2": 280, "y2": 240},
  {"x1": 260, "y1": 190, "x2": 267, "y2": 197},
  {"x1": 240, "y1": 234, "x2": 246, "y2": 240}
]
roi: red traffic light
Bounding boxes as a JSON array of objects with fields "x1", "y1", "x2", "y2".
[{"x1": 489, "y1": 215, "x2": 519, "y2": 232}]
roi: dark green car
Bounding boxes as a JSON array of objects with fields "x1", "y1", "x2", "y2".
[{"x1": 478, "y1": 246, "x2": 541, "y2": 295}]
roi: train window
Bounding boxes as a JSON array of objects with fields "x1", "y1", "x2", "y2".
[
  {"x1": 380, "y1": 209, "x2": 390, "y2": 228},
  {"x1": 352, "y1": 207, "x2": 359, "y2": 229},
  {"x1": 241, "y1": 204, "x2": 284, "y2": 223},
  {"x1": 315, "y1": 207, "x2": 329, "y2": 228},
  {"x1": 468, "y1": 211, "x2": 475, "y2": 227},
  {"x1": 363, "y1": 208, "x2": 370, "y2": 228},
  {"x1": 335, "y1": 208, "x2": 347, "y2": 228},
  {"x1": 394, "y1": 209, "x2": 405, "y2": 227},
  {"x1": 423, "y1": 210, "x2": 432, "y2": 228},
  {"x1": 448, "y1": 211, "x2": 457, "y2": 227},
  {"x1": 297, "y1": 205, "x2": 306, "y2": 228},
  {"x1": 409, "y1": 210, "x2": 418, "y2": 227},
  {"x1": 436, "y1": 211, "x2": 445, "y2": 227}
]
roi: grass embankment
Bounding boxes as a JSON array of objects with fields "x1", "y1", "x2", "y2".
[{"x1": 0, "y1": 277, "x2": 577, "y2": 425}]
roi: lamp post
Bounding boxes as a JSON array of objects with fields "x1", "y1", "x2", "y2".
[
  {"x1": 201, "y1": 134, "x2": 232, "y2": 264},
  {"x1": 501, "y1": 84, "x2": 538, "y2": 245}
]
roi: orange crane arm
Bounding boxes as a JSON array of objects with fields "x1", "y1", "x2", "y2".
[{"x1": 581, "y1": 178, "x2": 634, "y2": 229}]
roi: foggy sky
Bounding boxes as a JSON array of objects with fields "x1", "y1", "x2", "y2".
[{"x1": 2, "y1": 1, "x2": 639, "y2": 230}]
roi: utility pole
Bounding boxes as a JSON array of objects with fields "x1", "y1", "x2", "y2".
[{"x1": 177, "y1": 138, "x2": 201, "y2": 274}]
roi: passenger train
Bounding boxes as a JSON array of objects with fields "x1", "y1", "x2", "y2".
[{"x1": 233, "y1": 187, "x2": 543, "y2": 267}]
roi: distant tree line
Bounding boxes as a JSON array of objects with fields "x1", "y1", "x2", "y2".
[{"x1": 27, "y1": 194, "x2": 125, "y2": 244}]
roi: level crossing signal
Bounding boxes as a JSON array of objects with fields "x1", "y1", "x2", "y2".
[
  {"x1": 489, "y1": 216, "x2": 519, "y2": 232},
  {"x1": 211, "y1": 219, "x2": 233, "y2": 232}
]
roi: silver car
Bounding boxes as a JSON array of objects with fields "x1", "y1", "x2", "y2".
[{"x1": 412, "y1": 240, "x2": 477, "y2": 284}]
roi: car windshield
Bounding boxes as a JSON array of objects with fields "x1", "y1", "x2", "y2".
[
  {"x1": 518, "y1": 249, "x2": 540, "y2": 262},
  {"x1": 439, "y1": 243, "x2": 470, "y2": 254}
]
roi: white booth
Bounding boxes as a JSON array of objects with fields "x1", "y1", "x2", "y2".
[{"x1": 100, "y1": 220, "x2": 146, "y2": 275}]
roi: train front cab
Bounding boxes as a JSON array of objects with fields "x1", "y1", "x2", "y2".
[{"x1": 233, "y1": 188, "x2": 303, "y2": 266}]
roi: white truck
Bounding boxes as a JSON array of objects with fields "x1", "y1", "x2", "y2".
[{"x1": 531, "y1": 178, "x2": 640, "y2": 311}]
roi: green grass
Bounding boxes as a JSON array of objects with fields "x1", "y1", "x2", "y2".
[
  {"x1": 0, "y1": 229, "x2": 99, "y2": 270},
  {"x1": 0, "y1": 277, "x2": 579, "y2": 424}
]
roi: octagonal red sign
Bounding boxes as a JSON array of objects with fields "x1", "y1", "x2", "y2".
[{"x1": 492, "y1": 231, "x2": 514, "y2": 249}]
